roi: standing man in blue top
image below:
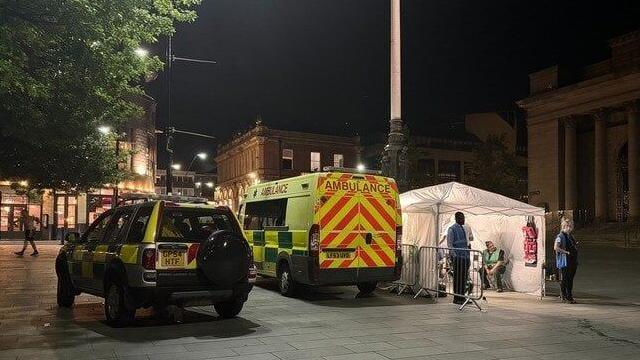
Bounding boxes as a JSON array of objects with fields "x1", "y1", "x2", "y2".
[{"x1": 447, "y1": 211, "x2": 471, "y2": 304}]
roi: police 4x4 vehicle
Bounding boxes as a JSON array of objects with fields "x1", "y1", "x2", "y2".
[
  {"x1": 239, "y1": 169, "x2": 402, "y2": 296},
  {"x1": 56, "y1": 196, "x2": 256, "y2": 326}
]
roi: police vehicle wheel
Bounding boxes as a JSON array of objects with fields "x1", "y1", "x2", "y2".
[
  {"x1": 214, "y1": 297, "x2": 244, "y2": 319},
  {"x1": 278, "y1": 263, "x2": 296, "y2": 297},
  {"x1": 56, "y1": 273, "x2": 75, "y2": 308},
  {"x1": 105, "y1": 282, "x2": 135, "y2": 327},
  {"x1": 357, "y1": 282, "x2": 377, "y2": 295}
]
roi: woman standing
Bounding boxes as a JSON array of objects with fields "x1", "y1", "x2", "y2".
[{"x1": 554, "y1": 218, "x2": 578, "y2": 303}]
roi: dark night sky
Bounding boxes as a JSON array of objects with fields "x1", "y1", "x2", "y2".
[{"x1": 146, "y1": 0, "x2": 640, "y2": 171}]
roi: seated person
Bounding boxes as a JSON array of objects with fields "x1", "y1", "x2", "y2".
[{"x1": 481, "y1": 240, "x2": 506, "y2": 292}]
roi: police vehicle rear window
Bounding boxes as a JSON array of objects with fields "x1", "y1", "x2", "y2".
[{"x1": 158, "y1": 208, "x2": 236, "y2": 242}]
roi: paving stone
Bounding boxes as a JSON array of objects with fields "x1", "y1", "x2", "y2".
[
  {"x1": 272, "y1": 346, "x2": 354, "y2": 360},
  {"x1": 230, "y1": 343, "x2": 295, "y2": 355},
  {"x1": 323, "y1": 353, "x2": 389, "y2": 360},
  {"x1": 343, "y1": 342, "x2": 398, "y2": 352},
  {"x1": 0, "y1": 244, "x2": 639, "y2": 360}
]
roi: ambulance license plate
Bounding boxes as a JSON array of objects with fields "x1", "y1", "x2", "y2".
[
  {"x1": 160, "y1": 250, "x2": 185, "y2": 268},
  {"x1": 325, "y1": 251, "x2": 354, "y2": 260}
]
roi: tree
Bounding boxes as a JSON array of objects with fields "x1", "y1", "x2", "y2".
[
  {"x1": 0, "y1": 0, "x2": 200, "y2": 191},
  {"x1": 466, "y1": 134, "x2": 525, "y2": 200}
]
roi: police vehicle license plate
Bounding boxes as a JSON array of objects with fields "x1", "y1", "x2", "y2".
[
  {"x1": 324, "y1": 251, "x2": 354, "y2": 259},
  {"x1": 160, "y1": 250, "x2": 185, "y2": 267}
]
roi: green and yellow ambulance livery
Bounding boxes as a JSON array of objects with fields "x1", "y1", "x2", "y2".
[{"x1": 239, "y1": 171, "x2": 403, "y2": 296}]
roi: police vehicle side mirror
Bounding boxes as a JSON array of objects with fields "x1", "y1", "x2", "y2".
[{"x1": 65, "y1": 232, "x2": 81, "y2": 244}]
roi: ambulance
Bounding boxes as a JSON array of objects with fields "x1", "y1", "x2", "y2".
[{"x1": 239, "y1": 169, "x2": 402, "y2": 296}]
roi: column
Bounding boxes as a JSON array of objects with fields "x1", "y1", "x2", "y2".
[
  {"x1": 564, "y1": 117, "x2": 577, "y2": 210},
  {"x1": 627, "y1": 101, "x2": 640, "y2": 221},
  {"x1": 594, "y1": 110, "x2": 608, "y2": 222}
]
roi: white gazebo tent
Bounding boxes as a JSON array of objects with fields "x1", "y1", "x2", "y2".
[{"x1": 401, "y1": 182, "x2": 546, "y2": 295}]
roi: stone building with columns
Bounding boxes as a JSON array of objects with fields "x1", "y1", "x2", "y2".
[
  {"x1": 214, "y1": 123, "x2": 360, "y2": 211},
  {"x1": 518, "y1": 31, "x2": 640, "y2": 222}
]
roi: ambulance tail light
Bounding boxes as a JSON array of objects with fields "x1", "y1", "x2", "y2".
[
  {"x1": 394, "y1": 226, "x2": 403, "y2": 277},
  {"x1": 309, "y1": 224, "x2": 320, "y2": 257},
  {"x1": 309, "y1": 224, "x2": 320, "y2": 283}
]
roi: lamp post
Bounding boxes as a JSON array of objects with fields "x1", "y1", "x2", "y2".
[
  {"x1": 382, "y1": 0, "x2": 407, "y2": 191},
  {"x1": 140, "y1": 36, "x2": 217, "y2": 195},
  {"x1": 157, "y1": 128, "x2": 215, "y2": 195}
]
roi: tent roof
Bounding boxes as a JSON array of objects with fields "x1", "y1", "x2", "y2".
[{"x1": 401, "y1": 182, "x2": 545, "y2": 216}]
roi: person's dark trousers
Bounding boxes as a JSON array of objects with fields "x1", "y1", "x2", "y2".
[
  {"x1": 481, "y1": 265, "x2": 506, "y2": 289},
  {"x1": 560, "y1": 260, "x2": 578, "y2": 300},
  {"x1": 452, "y1": 256, "x2": 470, "y2": 303}
]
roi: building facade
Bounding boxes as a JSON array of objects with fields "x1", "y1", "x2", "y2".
[
  {"x1": 361, "y1": 112, "x2": 528, "y2": 198},
  {"x1": 215, "y1": 124, "x2": 360, "y2": 211},
  {"x1": 155, "y1": 169, "x2": 216, "y2": 199},
  {"x1": 518, "y1": 31, "x2": 640, "y2": 222},
  {"x1": 0, "y1": 95, "x2": 157, "y2": 240}
]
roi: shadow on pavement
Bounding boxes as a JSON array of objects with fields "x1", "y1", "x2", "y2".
[
  {"x1": 254, "y1": 278, "x2": 426, "y2": 307},
  {"x1": 50, "y1": 302, "x2": 263, "y2": 343}
]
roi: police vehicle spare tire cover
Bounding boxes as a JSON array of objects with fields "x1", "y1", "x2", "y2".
[{"x1": 197, "y1": 230, "x2": 250, "y2": 287}]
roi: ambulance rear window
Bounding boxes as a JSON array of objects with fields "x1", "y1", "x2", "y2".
[
  {"x1": 158, "y1": 208, "x2": 237, "y2": 242},
  {"x1": 244, "y1": 199, "x2": 287, "y2": 230}
]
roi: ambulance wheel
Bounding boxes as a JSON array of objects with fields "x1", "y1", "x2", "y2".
[
  {"x1": 278, "y1": 263, "x2": 296, "y2": 297},
  {"x1": 357, "y1": 282, "x2": 377, "y2": 295},
  {"x1": 214, "y1": 297, "x2": 244, "y2": 318}
]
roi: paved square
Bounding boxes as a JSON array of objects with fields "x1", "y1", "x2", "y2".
[{"x1": 0, "y1": 244, "x2": 639, "y2": 360}]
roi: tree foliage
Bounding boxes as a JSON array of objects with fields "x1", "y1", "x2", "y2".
[
  {"x1": 0, "y1": 0, "x2": 200, "y2": 190},
  {"x1": 466, "y1": 134, "x2": 525, "y2": 200}
]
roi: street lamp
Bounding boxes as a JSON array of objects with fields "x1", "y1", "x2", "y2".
[
  {"x1": 98, "y1": 125, "x2": 111, "y2": 135},
  {"x1": 357, "y1": 163, "x2": 366, "y2": 172},
  {"x1": 187, "y1": 152, "x2": 208, "y2": 171},
  {"x1": 134, "y1": 47, "x2": 149, "y2": 58},
  {"x1": 171, "y1": 163, "x2": 182, "y2": 171}
]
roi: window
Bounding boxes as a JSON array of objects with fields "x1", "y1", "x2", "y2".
[
  {"x1": 244, "y1": 199, "x2": 288, "y2": 230},
  {"x1": 85, "y1": 212, "x2": 113, "y2": 244},
  {"x1": 310, "y1": 152, "x2": 321, "y2": 172},
  {"x1": 438, "y1": 160, "x2": 461, "y2": 182},
  {"x1": 159, "y1": 208, "x2": 236, "y2": 243},
  {"x1": 127, "y1": 205, "x2": 153, "y2": 243},
  {"x1": 282, "y1": 148, "x2": 293, "y2": 170},
  {"x1": 102, "y1": 208, "x2": 135, "y2": 244},
  {"x1": 418, "y1": 159, "x2": 435, "y2": 177},
  {"x1": 333, "y1": 154, "x2": 344, "y2": 167}
]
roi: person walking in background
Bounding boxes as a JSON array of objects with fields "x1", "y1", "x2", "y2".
[
  {"x1": 14, "y1": 209, "x2": 39, "y2": 256},
  {"x1": 555, "y1": 218, "x2": 578, "y2": 304},
  {"x1": 446, "y1": 211, "x2": 471, "y2": 305}
]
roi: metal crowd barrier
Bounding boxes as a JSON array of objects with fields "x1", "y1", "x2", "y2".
[
  {"x1": 384, "y1": 244, "x2": 417, "y2": 295},
  {"x1": 414, "y1": 246, "x2": 485, "y2": 311}
]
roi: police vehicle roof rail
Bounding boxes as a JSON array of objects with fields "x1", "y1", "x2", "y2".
[
  {"x1": 117, "y1": 193, "x2": 210, "y2": 206},
  {"x1": 322, "y1": 166, "x2": 383, "y2": 175}
]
